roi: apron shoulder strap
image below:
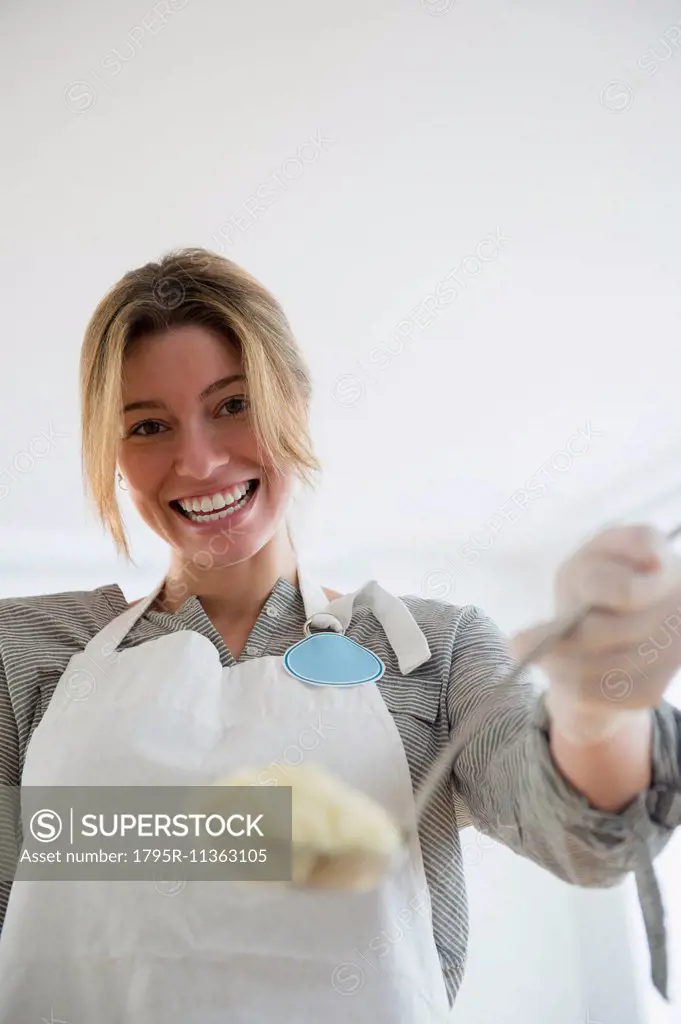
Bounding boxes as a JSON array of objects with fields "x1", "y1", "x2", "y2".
[
  {"x1": 314, "y1": 579, "x2": 432, "y2": 676},
  {"x1": 90, "y1": 571, "x2": 431, "y2": 675},
  {"x1": 85, "y1": 581, "x2": 165, "y2": 656}
]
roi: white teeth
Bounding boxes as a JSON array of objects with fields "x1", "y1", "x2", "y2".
[
  {"x1": 222, "y1": 483, "x2": 246, "y2": 506},
  {"x1": 177, "y1": 482, "x2": 255, "y2": 521}
]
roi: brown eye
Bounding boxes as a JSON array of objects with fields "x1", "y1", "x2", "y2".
[
  {"x1": 129, "y1": 420, "x2": 167, "y2": 437},
  {"x1": 218, "y1": 396, "x2": 249, "y2": 417}
]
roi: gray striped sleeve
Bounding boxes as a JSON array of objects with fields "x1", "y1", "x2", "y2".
[
  {"x1": 447, "y1": 604, "x2": 680, "y2": 885},
  {"x1": 446, "y1": 603, "x2": 681, "y2": 998},
  {"x1": 0, "y1": 655, "x2": 20, "y2": 937}
]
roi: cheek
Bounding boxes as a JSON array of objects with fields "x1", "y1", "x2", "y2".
[
  {"x1": 118, "y1": 448, "x2": 167, "y2": 499},
  {"x1": 266, "y1": 472, "x2": 297, "y2": 509}
]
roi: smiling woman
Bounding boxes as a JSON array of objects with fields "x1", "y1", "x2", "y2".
[
  {"x1": 80, "y1": 249, "x2": 319, "y2": 560},
  {"x1": 0, "y1": 247, "x2": 679, "y2": 1024}
]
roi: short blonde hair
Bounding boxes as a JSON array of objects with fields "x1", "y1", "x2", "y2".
[{"x1": 80, "y1": 247, "x2": 320, "y2": 558}]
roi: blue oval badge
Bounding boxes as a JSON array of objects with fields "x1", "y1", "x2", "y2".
[{"x1": 283, "y1": 632, "x2": 385, "y2": 687}]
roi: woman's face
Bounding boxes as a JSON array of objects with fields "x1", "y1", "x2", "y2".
[{"x1": 118, "y1": 325, "x2": 294, "y2": 568}]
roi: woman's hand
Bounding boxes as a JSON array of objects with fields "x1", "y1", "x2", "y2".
[{"x1": 512, "y1": 524, "x2": 681, "y2": 743}]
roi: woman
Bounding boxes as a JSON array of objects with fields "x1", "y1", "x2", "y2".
[{"x1": 0, "y1": 247, "x2": 679, "y2": 1022}]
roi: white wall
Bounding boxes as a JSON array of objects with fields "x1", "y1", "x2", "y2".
[{"x1": 2, "y1": 0, "x2": 681, "y2": 567}]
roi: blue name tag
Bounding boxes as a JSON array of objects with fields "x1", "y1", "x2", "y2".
[{"x1": 282, "y1": 632, "x2": 385, "y2": 687}]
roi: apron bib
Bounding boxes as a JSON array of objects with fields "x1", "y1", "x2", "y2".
[{"x1": 0, "y1": 571, "x2": 452, "y2": 1023}]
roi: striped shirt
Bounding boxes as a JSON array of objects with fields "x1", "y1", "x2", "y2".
[{"x1": 0, "y1": 579, "x2": 679, "y2": 1005}]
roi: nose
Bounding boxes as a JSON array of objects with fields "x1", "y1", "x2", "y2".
[{"x1": 173, "y1": 420, "x2": 231, "y2": 482}]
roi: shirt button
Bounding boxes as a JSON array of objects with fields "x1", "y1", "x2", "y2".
[
  {"x1": 265, "y1": 606, "x2": 279, "y2": 618},
  {"x1": 245, "y1": 645, "x2": 259, "y2": 657}
]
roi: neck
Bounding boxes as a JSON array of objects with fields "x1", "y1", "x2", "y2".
[{"x1": 161, "y1": 526, "x2": 298, "y2": 623}]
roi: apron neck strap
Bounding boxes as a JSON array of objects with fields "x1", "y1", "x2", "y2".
[
  {"x1": 296, "y1": 565, "x2": 333, "y2": 620},
  {"x1": 84, "y1": 581, "x2": 164, "y2": 657},
  {"x1": 87, "y1": 570, "x2": 432, "y2": 677},
  {"x1": 300, "y1": 569, "x2": 431, "y2": 676},
  {"x1": 90, "y1": 572, "x2": 328, "y2": 658}
]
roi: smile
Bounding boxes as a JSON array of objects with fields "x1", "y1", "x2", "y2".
[{"x1": 171, "y1": 480, "x2": 259, "y2": 522}]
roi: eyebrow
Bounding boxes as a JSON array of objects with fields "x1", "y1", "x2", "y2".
[{"x1": 122, "y1": 374, "x2": 246, "y2": 414}]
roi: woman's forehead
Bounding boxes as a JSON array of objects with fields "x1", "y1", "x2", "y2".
[
  {"x1": 124, "y1": 326, "x2": 241, "y2": 374},
  {"x1": 122, "y1": 327, "x2": 244, "y2": 403}
]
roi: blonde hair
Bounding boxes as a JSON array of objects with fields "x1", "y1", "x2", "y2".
[{"x1": 80, "y1": 247, "x2": 320, "y2": 558}]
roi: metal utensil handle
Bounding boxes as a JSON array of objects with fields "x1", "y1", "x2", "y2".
[{"x1": 412, "y1": 522, "x2": 681, "y2": 827}]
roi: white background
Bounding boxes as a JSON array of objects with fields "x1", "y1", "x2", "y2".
[{"x1": 2, "y1": 0, "x2": 681, "y2": 1019}]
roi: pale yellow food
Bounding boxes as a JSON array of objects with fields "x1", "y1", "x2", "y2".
[{"x1": 216, "y1": 762, "x2": 403, "y2": 891}]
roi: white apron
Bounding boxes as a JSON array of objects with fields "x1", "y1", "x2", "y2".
[{"x1": 0, "y1": 572, "x2": 452, "y2": 1023}]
